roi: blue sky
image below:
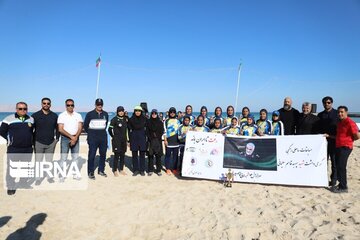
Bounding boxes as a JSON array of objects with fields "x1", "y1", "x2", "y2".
[{"x1": 0, "y1": 0, "x2": 359, "y2": 113}]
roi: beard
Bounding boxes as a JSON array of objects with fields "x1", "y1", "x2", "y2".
[{"x1": 283, "y1": 104, "x2": 291, "y2": 111}]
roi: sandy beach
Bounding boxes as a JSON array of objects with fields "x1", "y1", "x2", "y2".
[{"x1": 0, "y1": 137, "x2": 359, "y2": 240}]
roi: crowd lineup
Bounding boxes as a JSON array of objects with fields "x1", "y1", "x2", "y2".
[{"x1": 0, "y1": 96, "x2": 359, "y2": 195}]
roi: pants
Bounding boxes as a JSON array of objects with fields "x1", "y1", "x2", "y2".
[
  {"x1": 6, "y1": 147, "x2": 33, "y2": 190},
  {"x1": 113, "y1": 152, "x2": 125, "y2": 172},
  {"x1": 148, "y1": 154, "x2": 162, "y2": 173},
  {"x1": 164, "y1": 147, "x2": 179, "y2": 170},
  {"x1": 327, "y1": 140, "x2": 337, "y2": 185},
  {"x1": 179, "y1": 145, "x2": 185, "y2": 172},
  {"x1": 335, "y1": 147, "x2": 352, "y2": 189},
  {"x1": 132, "y1": 151, "x2": 146, "y2": 172},
  {"x1": 60, "y1": 136, "x2": 80, "y2": 173},
  {"x1": 88, "y1": 138, "x2": 107, "y2": 174},
  {"x1": 35, "y1": 140, "x2": 57, "y2": 162}
]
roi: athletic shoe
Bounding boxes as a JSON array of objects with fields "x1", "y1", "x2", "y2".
[
  {"x1": 331, "y1": 187, "x2": 348, "y2": 193},
  {"x1": 88, "y1": 173, "x2": 95, "y2": 180},
  {"x1": 7, "y1": 189, "x2": 16, "y2": 195},
  {"x1": 172, "y1": 170, "x2": 179, "y2": 175},
  {"x1": 148, "y1": 172, "x2": 153, "y2": 176},
  {"x1": 98, "y1": 172, "x2": 107, "y2": 177},
  {"x1": 155, "y1": 172, "x2": 162, "y2": 176},
  {"x1": 140, "y1": 172, "x2": 145, "y2": 176},
  {"x1": 132, "y1": 171, "x2": 140, "y2": 176}
]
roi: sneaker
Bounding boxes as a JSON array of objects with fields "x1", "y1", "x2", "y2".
[
  {"x1": 172, "y1": 170, "x2": 179, "y2": 175},
  {"x1": 88, "y1": 173, "x2": 95, "y2": 180},
  {"x1": 132, "y1": 171, "x2": 140, "y2": 176},
  {"x1": 7, "y1": 189, "x2": 16, "y2": 195},
  {"x1": 119, "y1": 170, "x2": 127, "y2": 176},
  {"x1": 155, "y1": 172, "x2": 162, "y2": 176},
  {"x1": 47, "y1": 178, "x2": 55, "y2": 183},
  {"x1": 140, "y1": 172, "x2": 145, "y2": 176},
  {"x1": 331, "y1": 187, "x2": 348, "y2": 193},
  {"x1": 73, "y1": 175, "x2": 82, "y2": 181},
  {"x1": 148, "y1": 172, "x2": 153, "y2": 176},
  {"x1": 113, "y1": 171, "x2": 119, "y2": 177},
  {"x1": 166, "y1": 169, "x2": 172, "y2": 175},
  {"x1": 98, "y1": 171, "x2": 108, "y2": 177}
]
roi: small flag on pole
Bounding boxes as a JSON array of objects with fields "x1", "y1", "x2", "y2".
[{"x1": 96, "y1": 56, "x2": 101, "y2": 68}]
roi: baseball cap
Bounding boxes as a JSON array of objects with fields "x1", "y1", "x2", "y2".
[
  {"x1": 272, "y1": 110, "x2": 280, "y2": 116},
  {"x1": 134, "y1": 106, "x2": 143, "y2": 111}
]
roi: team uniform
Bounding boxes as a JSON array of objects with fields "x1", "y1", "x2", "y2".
[{"x1": 256, "y1": 119, "x2": 272, "y2": 135}]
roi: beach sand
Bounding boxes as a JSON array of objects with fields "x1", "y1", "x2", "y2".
[{"x1": 0, "y1": 138, "x2": 359, "y2": 240}]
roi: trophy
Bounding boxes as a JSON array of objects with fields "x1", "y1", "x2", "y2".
[{"x1": 224, "y1": 169, "x2": 234, "y2": 188}]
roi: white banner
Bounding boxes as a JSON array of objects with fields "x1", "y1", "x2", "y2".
[{"x1": 182, "y1": 132, "x2": 328, "y2": 187}]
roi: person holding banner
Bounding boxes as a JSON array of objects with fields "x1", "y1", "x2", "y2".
[
  {"x1": 210, "y1": 118, "x2": 223, "y2": 133},
  {"x1": 278, "y1": 97, "x2": 300, "y2": 135},
  {"x1": 178, "y1": 116, "x2": 192, "y2": 175},
  {"x1": 240, "y1": 114, "x2": 258, "y2": 136},
  {"x1": 256, "y1": 109, "x2": 272, "y2": 136},
  {"x1": 192, "y1": 115, "x2": 210, "y2": 132},
  {"x1": 318, "y1": 96, "x2": 338, "y2": 187},
  {"x1": 223, "y1": 117, "x2": 241, "y2": 135},
  {"x1": 331, "y1": 106, "x2": 360, "y2": 193},
  {"x1": 270, "y1": 111, "x2": 284, "y2": 136}
]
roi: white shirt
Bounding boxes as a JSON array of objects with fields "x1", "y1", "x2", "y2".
[{"x1": 58, "y1": 111, "x2": 83, "y2": 135}]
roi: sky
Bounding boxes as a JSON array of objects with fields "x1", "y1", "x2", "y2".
[{"x1": 0, "y1": 0, "x2": 359, "y2": 113}]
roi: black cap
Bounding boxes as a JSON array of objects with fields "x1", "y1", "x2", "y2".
[
  {"x1": 95, "y1": 98, "x2": 103, "y2": 105},
  {"x1": 117, "y1": 106, "x2": 124, "y2": 112},
  {"x1": 169, "y1": 107, "x2": 176, "y2": 113},
  {"x1": 151, "y1": 109, "x2": 158, "y2": 113}
]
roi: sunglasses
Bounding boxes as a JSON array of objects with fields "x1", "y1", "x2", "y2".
[
  {"x1": 66, "y1": 104, "x2": 74, "y2": 107},
  {"x1": 42, "y1": 102, "x2": 51, "y2": 105},
  {"x1": 17, "y1": 108, "x2": 27, "y2": 111}
]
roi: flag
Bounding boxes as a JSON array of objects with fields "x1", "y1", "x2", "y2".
[{"x1": 96, "y1": 56, "x2": 101, "y2": 68}]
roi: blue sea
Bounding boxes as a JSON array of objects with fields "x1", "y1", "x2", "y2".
[{"x1": 1, "y1": 111, "x2": 360, "y2": 123}]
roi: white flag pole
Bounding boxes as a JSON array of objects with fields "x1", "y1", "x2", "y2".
[
  {"x1": 234, "y1": 62, "x2": 242, "y2": 115},
  {"x1": 96, "y1": 57, "x2": 101, "y2": 99}
]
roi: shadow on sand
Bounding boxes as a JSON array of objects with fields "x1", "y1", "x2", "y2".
[{"x1": 6, "y1": 213, "x2": 47, "y2": 240}]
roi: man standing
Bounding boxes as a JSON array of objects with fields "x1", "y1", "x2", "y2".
[
  {"x1": 0, "y1": 102, "x2": 34, "y2": 195},
  {"x1": 278, "y1": 97, "x2": 300, "y2": 135},
  {"x1": 331, "y1": 106, "x2": 359, "y2": 193},
  {"x1": 296, "y1": 102, "x2": 320, "y2": 135},
  {"x1": 57, "y1": 99, "x2": 83, "y2": 181},
  {"x1": 84, "y1": 98, "x2": 109, "y2": 179},
  {"x1": 318, "y1": 96, "x2": 338, "y2": 187},
  {"x1": 32, "y1": 97, "x2": 59, "y2": 183}
]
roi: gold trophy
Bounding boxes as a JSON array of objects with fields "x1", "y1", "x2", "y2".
[{"x1": 224, "y1": 169, "x2": 234, "y2": 188}]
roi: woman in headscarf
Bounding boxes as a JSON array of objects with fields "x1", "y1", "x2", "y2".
[
  {"x1": 256, "y1": 109, "x2": 272, "y2": 136},
  {"x1": 164, "y1": 107, "x2": 181, "y2": 175},
  {"x1": 146, "y1": 109, "x2": 164, "y2": 176},
  {"x1": 192, "y1": 115, "x2": 210, "y2": 132},
  {"x1": 108, "y1": 106, "x2": 128, "y2": 176},
  {"x1": 128, "y1": 106, "x2": 147, "y2": 176}
]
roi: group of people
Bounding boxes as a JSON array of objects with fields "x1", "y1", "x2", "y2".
[{"x1": 0, "y1": 96, "x2": 359, "y2": 195}]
